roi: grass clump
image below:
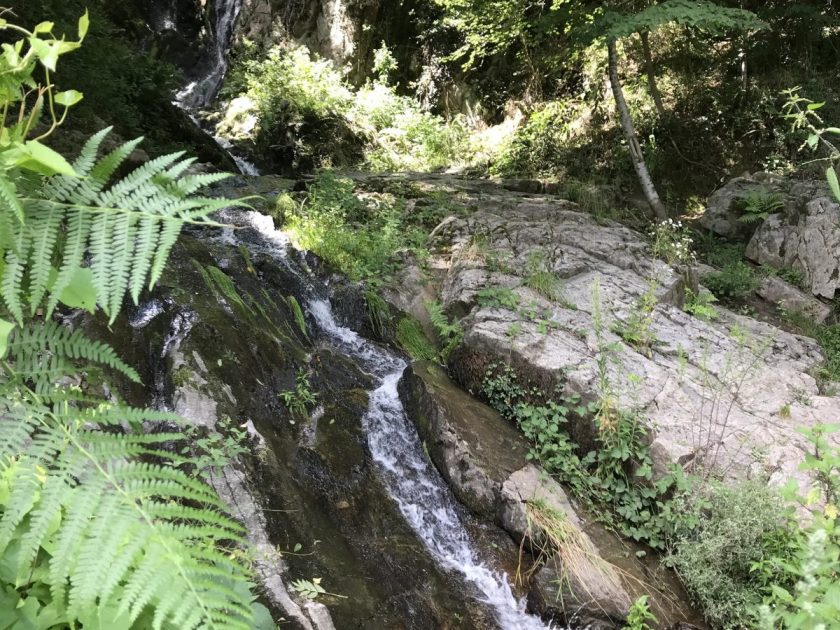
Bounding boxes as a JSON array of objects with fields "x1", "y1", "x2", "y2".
[{"x1": 396, "y1": 317, "x2": 437, "y2": 361}]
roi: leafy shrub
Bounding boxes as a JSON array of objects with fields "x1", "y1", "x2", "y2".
[
  {"x1": 684, "y1": 288, "x2": 719, "y2": 321},
  {"x1": 756, "y1": 424, "x2": 840, "y2": 628},
  {"x1": 230, "y1": 44, "x2": 472, "y2": 172},
  {"x1": 668, "y1": 481, "x2": 795, "y2": 629},
  {"x1": 703, "y1": 262, "x2": 760, "y2": 300},
  {"x1": 491, "y1": 101, "x2": 581, "y2": 178},
  {"x1": 817, "y1": 325, "x2": 840, "y2": 382},
  {"x1": 480, "y1": 362, "x2": 692, "y2": 550}
]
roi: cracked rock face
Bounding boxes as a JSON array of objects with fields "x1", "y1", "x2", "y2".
[
  {"x1": 423, "y1": 186, "x2": 840, "y2": 491},
  {"x1": 701, "y1": 173, "x2": 840, "y2": 300}
]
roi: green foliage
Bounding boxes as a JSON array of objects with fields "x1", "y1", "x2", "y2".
[
  {"x1": 649, "y1": 219, "x2": 696, "y2": 267},
  {"x1": 623, "y1": 595, "x2": 657, "y2": 630},
  {"x1": 285, "y1": 172, "x2": 406, "y2": 283},
  {"x1": 279, "y1": 369, "x2": 318, "y2": 420},
  {"x1": 782, "y1": 89, "x2": 840, "y2": 205},
  {"x1": 476, "y1": 287, "x2": 520, "y2": 310},
  {"x1": 737, "y1": 190, "x2": 785, "y2": 224},
  {"x1": 425, "y1": 301, "x2": 463, "y2": 361},
  {"x1": 180, "y1": 416, "x2": 249, "y2": 481},
  {"x1": 286, "y1": 295, "x2": 309, "y2": 338},
  {"x1": 2, "y1": 128, "x2": 235, "y2": 326},
  {"x1": 490, "y1": 102, "x2": 580, "y2": 178},
  {"x1": 480, "y1": 361, "x2": 693, "y2": 550},
  {"x1": 612, "y1": 278, "x2": 660, "y2": 356},
  {"x1": 684, "y1": 289, "x2": 719, "y2": 321},
  {"x1": 396, "y1": 317, "x2": 438, "y2": 361},
  {"x1": 816, "y1": 325, "x2": 840, "y2": 382},
  {"x1": 0, "y1": 14, "x2": 262, "y2": 628},
  {"x1": 524, "y1": 251, "x2": 564, "y2": 302},
  {"x1": 229, "y1": 44, "x2": 471, "y2": 172},
  {"x1": 703, "y1": 261, "x2": 760, "y2": 301},
  {"x1": 668, "y1": 481, "x2": 795, "y2": 629},
  {"x1": 597, "y1": 1, "x2": 767, "y2": 42}
]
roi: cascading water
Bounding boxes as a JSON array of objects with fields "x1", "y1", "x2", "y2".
[
  {"x1": 176, "y1": 0, "x2": 245, "y2": 109},
  {"x1": 220, "y1": 208, "x2": 549, "y2": 629},
  {"x1": 171, "y1": 0, "x2": 261, "y2": 175}
]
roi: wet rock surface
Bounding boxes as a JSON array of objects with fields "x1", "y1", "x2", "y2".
[
  {"x1": 93, "y1": 193, "x2": 499, "y2": 628},
  {"x1": 399, "y1": 362, "x2": 699, "y2": 628}
]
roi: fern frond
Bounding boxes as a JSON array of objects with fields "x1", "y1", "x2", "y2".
[
  {"x1": 0, "y1": 397, "x2": 255, "y2": 629},
  {"x1": 7, "y1": 321, "x2": 141, "y2": 384},
  {"x1": 4, "y1": 129, "x2": 243, "y2": 324}
]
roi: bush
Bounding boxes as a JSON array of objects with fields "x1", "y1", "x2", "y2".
[
  {"x1": 668, "y1": 481, "x2": 795, "y2": 629},
  {"x1": 703, "y1": 261, "x2": 760, "y2": 300},
  {"x1": 229, "y1": 44, "x2": 473, "y2": 173}
]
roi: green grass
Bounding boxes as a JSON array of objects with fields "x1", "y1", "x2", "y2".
[{"x1": 396, "y1": 317, "x2": 438, "y2": 361}]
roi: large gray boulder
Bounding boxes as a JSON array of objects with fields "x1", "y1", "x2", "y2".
[
  {"x1": 701, "y1": 173, "x2": 840, "y2": 299},
  {"x1": 747, "y1": 195, "x2": 840, "y2": 299},
  {"x1": 417, "y1": 185, "x2": 840, "y2": 495}
]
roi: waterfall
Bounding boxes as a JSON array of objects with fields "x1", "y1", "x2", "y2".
[
  {"x1": 222, "y1": 209, "x2": 549, "y2": 629},
  {"x1": 176, "y1": 0, "x2": 245, "y2": 109}
]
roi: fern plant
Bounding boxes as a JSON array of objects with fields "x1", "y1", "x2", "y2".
[
  {"x1": 425, "y1": 300, "x2": 463, "y2": 361},
  {"x1": 0, "y1": 13, "x2": 265, "y2": 629}
]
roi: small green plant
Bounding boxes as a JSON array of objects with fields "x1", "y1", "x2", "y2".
[
  {"x1": 684, "y1": 288, "x2": 719, "y2": 321},
  {"x1": 506, "y1": 322, "x2": 524, "y2": 338},
  {"x1": 737, "y1": 189, "x2": 785, "y2": 224},
  {"x1": 650, "y1": 219, "x2": 696, "y2": 266},
  {"x1": 524, "y1": 250, "x2": 564, "y2": 302},
  {"x1": 477, "y1": 286, "x2": 520, "y2": 310},
  {"x1": 623, "y1": 595, "x2": 657, "y2": 630},
  {"x1": 425, "y1": 301, "x2": 464, "y2": 361},
  {"x1": 279, "y1": 369, "x2": 318, "y2": 420},
  {"x1": 703, "y1": 261, "x2": 760, "y2": 300},
  {"x1": 396, "y1": 317, "x2": 437, "y2": 361},
  {"x1": 290, "y1": 577, "x2": 346, "y2": 601},
  {"x1": 181, "y1": 415, "x2": 250, "y2": 480},
  {"x1": 613, "y1": 278, "x2": 660, "y2": 356}
]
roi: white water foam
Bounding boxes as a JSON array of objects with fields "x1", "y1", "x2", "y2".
[{"x1": 307, "y1": 299, "x2": 548, "y2": 630}]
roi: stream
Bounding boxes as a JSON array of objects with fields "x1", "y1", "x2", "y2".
[
  {"x1": 168, "y1": 0, "x2": 550, "y2": 625},
  {"x1": 214, "y1": 209, "x2": 549, "y2": 628}
]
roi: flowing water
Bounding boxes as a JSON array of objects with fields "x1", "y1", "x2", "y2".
[
  {"x1": 168, "y1": 3, "x2": 550, "y2": 621},
  {"x1": 176, "y1": 0, "x2": 245, "y2": 109},
  {"x1": 219, "y1": 208, "x2": 548, "y2": 629}
]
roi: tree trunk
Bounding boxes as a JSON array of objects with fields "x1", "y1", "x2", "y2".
[
  {"x1": 639, "y1": 30, "x2": 666, "y2": 117},
  {"x1": 607, "y1": 38, "x2": 667, "y2": 221}
]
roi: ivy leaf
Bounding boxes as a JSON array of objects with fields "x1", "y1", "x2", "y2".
[
  {"x1": 11, "y1": 140, "x2": 76, "y2": 176},
  {"x1": 54, "y1": 90, "x2": 83, "y2": 107},
  {"x1": 54, "y1": 267, "x2": 97, "y2": 312},
  {"x1": 0, "y1": 318, "x2": 14, "y2": 358}
]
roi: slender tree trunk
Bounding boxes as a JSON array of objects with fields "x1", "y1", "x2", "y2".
[
  {"x1": 607, "y1": 38, "x2": 667, "y2": 221},
  {"x1": 639, "y1": 30, "x2": 666, "y2": 117}
]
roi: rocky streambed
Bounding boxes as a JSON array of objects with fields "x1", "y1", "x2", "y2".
[{"x1": 86, "y1": 170, "x2": 840, "y2": 629}]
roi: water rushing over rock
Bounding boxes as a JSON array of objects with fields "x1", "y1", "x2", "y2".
[
  {"x1": 308, "y1": 298, "x2": 548, "y2": 629},
  {"x1": 220, "y1": 207, "x2": 546, "y2": 627},
  {"x1": 176, "y1": 0, "x2": 245, "y2": 109}
]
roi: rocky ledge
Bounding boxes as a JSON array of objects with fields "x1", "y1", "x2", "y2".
[{"x1": 399, "y1": 361, "x2": 700, "y2": 629}]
